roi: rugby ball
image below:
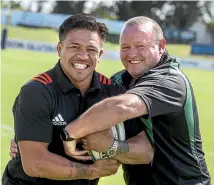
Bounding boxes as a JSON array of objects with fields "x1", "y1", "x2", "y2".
[{"x1": 89, "y1": 122, "x2": 125, "y2": 161}]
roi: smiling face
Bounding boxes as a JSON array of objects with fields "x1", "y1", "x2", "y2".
[
  {"x1": 120, "y1": 23, "x2": 166, "y2": 79},
  {"x1": 57, "y1": 29, "x2": 103, "y2": 86}
]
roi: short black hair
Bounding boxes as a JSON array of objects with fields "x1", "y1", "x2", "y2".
[{"x1": 59, "y1": 14, "x2": 108, "y2": 42}]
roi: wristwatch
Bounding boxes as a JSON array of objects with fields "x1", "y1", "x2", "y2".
[
  {"x1": 105, "y1": 139, "x2": 119, "y2": 158},
  {"x1": 60, "y1": 128, "x2": 75, "y2": 141}
]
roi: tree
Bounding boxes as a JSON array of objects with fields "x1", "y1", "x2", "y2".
[
  {"x1": 52, "y1": 1, "x2": 86, "y2": 15},
  {"x1": 202, "y1": 1, "x2": 214, "y2": 44},
  {"x1": 1, "y1": 0, "x2": 23, "y2": 10},
  {"x1": 115, "y1": 1, "x2": 134, "y2": 21},
  {"x1": 131, "y1": 1, "x2": 165, "y2": 18},
  {"x1": 90, "y1": 2, "x2": 117, "y2": 20},
  {"x1": 167, "y1": 1, "x2": 202, "y2": 29},
  {"x1": 113, "y1": 1, "x2": 203, "y2": 30},
  {"x1": 114, "y1": 1, "x2": 166, "y2": 22}
]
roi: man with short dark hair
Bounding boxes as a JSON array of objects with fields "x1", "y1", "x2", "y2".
[
  {"x1": 2, "y1": 14, "x2": 153, "y2": 185},
  {"x1": 64, "y1": 16, "x2": 211, "y2": 185}
]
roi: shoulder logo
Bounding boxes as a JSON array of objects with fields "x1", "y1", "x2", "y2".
[
  {"x1": 33, "y1": 73, "x2": 52, "y2": 85},
  {"x1": 52, "y1": 114, "x2": 67, "y2": 126},
  {"x1": 99, "y1": 73, "x2": 111, "y2": 85}
]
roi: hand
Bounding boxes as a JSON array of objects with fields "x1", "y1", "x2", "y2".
[
  {"x1": 10, "y1": 139, "x2": 18, "y2": 159},
  {"x1": 89, "y1": 159, "x2": 121, "y2": 179},
  {"x1": 82, "y1": 129, "x2": 113, "y2": 153},
  {"x1": 63, "y1": 140, "x2": 92, "y2": 161}
]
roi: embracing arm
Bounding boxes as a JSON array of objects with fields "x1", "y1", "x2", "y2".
[
  {"x1": 19, "y1": 141, "x2": 92, "y2": 180},
  {"x1": 66, "y1": 94, "x2": 148, "y2": 139},
  {"x1": 66, "y1": 73, "x2": 186, "y2": 139},
  {"x1": 19, "y1": 140, "x2": 120, "y2": 180},
  {"x1": 113, "y1": 131, "x2": 153, "y2": 164}
]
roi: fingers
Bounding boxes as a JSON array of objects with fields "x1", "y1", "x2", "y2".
[
  {"x1": 71, "y1": 155, "x2": 93, "y2": 161},
  {"x1": 103, "y1": 158, "x2": 120, "y2": 164},
  {"x1": 81, "y1": 138, "x2": 88, "y2": 146},
  {"x1": 82, "y1": 144, "x2": 89, "y2": 150},
  {"x1": 63, "y1": 140, "x2": 77, "y2": 156},
  {"x1": 9, "y1": 152, "x2": 16, "y2": 159},
  {"x1": 63, "y1": 140, "x2": 76, "y2": 152},
  {"x1": 81, "y1": 138, "x2": 90, "y2": 150},
  {"x1": 64, "y1": 141, "x2": 92, "y2": 160},
  {"x1": 11, "y1": 139, "x2": 18, "y2": 148},
  {"x1": 66, "y1": 149, "x2": 92, "y2": 161},
  {"x1": 72, "y1": 149, "x2": 89, "y2": 156},
  {"x1": 10, "y1": 139, "x2": 18, "y2": 159},
  {"x1": 10, "y1": 145, "x2": 18, "y2": 153},
  {"x1": 95, "y1": 158, "x2": 120, "y2": 165}
]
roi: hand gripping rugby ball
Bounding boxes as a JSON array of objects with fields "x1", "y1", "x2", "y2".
[{"x1": 89, "y1": 122, "x2": 126, "y2": 161}]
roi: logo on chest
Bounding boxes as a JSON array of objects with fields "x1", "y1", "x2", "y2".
[{"x1": 52, "y1": 114, "x2": 67, "y2": 126}]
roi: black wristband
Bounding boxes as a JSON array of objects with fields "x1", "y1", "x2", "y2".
[{"x1": 60, "y1": 128, "x2": 75, "y2": 141}]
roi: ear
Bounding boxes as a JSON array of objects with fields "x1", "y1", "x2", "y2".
[
  {"x1": 99, "y1": 48, "x2": 104, "y2": 58},
  {"x1": 57, "y1": 42, "x2": 62, "y2": 57},
  {"x1": 158, "y1": 38, "x2": 166, "y2": 55}
]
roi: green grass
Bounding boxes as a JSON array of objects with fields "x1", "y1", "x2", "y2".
[
  {"x1": 2, "y1": 25, "x2": 214, "y2": 61},
  {"x1": 1, "y1": 48, "x2": 214, "y2": 184}
]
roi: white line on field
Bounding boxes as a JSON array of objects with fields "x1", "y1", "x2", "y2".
[
  {"x1": 1, "y1": 124, "x2": 13, "y2": 131},
  {"x1": 1, "y1": 132, "x2": 9, "y2": 136}
]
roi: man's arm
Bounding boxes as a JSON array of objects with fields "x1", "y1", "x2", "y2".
[
  {"x1": 66, "y1": 93, "x2": 148, "y2": 139},
  {"x1": 66, "y1": 73, "x2": 186, "y2": 139},
  {"x1": 19, "y1": 141, "x2": 91, "y2": 180},
  {"x1": 112, "y1": 131, "x2": 153, "y2": 164},
  {"x1": 19, "y1": 140, "x2": 120, "y2": 180},
  {"x1": 75, "y1": 129, "x2": 153, "y2": 165}
]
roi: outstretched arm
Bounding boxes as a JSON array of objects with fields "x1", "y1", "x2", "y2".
[
  {"x1": 19, "y1": 141, "x2": 91, "y2": 180},
  {"x1": 18, "y1": 140, "x2": 120, "y2": 180},
  {"x1": 66, "y1": 72, "x2": 186, "y2": 140},
  {"x1": 66, "y1": 94, "x2": 148, "y2": 139}
]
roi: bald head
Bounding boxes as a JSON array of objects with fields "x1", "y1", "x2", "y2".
[{"x1": 121, "y1": 16, "x2": 164, "y2": 42}]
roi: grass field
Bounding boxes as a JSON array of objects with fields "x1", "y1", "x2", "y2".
[{"x1": 1, "y1": 48, "x2": 214, "y2": 184}]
